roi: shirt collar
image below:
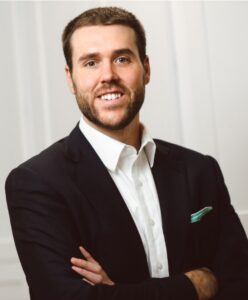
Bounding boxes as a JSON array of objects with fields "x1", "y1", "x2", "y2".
[
  {"x1": 79, "y1": 116, "x2": 156, "y2": 172},
  {"x1": 139, "y1": 124, "x2": 156, "y2": 167}
]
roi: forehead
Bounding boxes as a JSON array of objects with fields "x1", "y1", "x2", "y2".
[{"x1": 70, "y1": 25, "x2": 138, "y2": 57}]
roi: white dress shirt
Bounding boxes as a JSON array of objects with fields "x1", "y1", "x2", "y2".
[{"x1": 79, "y1": 117, "x2": 169, "y2": 277}]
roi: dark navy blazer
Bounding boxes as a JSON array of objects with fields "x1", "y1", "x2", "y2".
[{"x1": 6, "y1": 124, "x2": 248, "y2": 300}]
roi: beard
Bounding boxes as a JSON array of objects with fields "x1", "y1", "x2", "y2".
[{"x1": 74, "y1": 82, "x2": 145, "y2": 131}]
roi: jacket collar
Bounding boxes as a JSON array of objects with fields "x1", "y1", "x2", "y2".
[{"x1": 78, "y1": 117, "x2": 156, "y2": 172}]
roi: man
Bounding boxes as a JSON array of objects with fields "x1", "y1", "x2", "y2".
[{"x1": 5, "y1": 6, "x2": 248, "y2": 300}]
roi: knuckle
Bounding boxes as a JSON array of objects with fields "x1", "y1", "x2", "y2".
[
  {"x1": 95, "y1": 265, "x2": 102, "y2": 273},
  {"x1": 79, "y1": 260, "x2": 85, "y2": 267}
]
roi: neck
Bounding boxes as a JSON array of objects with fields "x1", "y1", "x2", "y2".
[{"x1": 84, "y1": 116, "x2": 142, "y2": 151}]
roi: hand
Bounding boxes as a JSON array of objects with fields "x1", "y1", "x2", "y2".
[
  {"x1": 71, "y1": 246, "x2": 115, "y2": 286},
  {"x1": 185, "y1": 267, "x2": 218, "y2": 300}
]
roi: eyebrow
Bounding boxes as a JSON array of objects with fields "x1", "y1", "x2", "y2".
[
  {"x1": 77, "y1": 48, "x2": 136, "y2": 64},
  {"x1": 113, "y1": 48, "x2": 136, "y2": 57}
]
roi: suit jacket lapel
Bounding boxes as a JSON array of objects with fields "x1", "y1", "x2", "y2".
[
  {"x1": 65, "y1": 126, "x2": 133, "y2": 223},
  {"x1": 64, "y1": 125, "x2": 150, "y2": 280},
  {"x1": 152, "y1": 141, "x2": 191, "y2": 275}
]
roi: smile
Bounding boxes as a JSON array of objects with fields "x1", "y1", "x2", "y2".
[{"x1": 100, "y1": 93, "x2": 122, "y2": 101}]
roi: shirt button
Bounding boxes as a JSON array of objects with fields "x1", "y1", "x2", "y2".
[
  {"x1": 157, "y1": 263, "x2": 163, "y2": 271},
  {"x1": 150, "y1": 219, "x2": 155, "y2": 226}
]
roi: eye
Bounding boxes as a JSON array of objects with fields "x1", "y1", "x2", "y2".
[
  {"x1": 84, "y1": 60, "x2": 98, "y2": 68},
  {"x1": 114, "y1": 56, "x2": 131, "y2": 64}
]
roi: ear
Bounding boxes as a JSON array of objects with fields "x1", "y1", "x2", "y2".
[
  {"x1": 143, "y1": 55, "x2": 151, "y2": 85},
  {"x1": 65, "y1": 65, "x2": 76, "y2": 94}
]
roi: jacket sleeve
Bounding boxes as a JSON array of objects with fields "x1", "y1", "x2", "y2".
[
  {"x1": 5, "y1": 166, "x2": 197, "y2": 300},
  {"x1": 207, "y1": 156, "x2": 248, "y2": 300}
]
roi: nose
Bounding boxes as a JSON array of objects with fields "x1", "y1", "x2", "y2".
[{"x1": 100, "y1": 61, "x2": 119, "y2": 83}]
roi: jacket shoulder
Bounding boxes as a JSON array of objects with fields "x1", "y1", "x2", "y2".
[
  {"x1": 19, "y1": 136, "x2": 67, "y2": 171},
  {"x1": 154, "y1": 138, "x2": 222, "y2": 176},
  {"x1": 6, "y1": 135, "x2": 71, "y2": 192},
  {"x1": 154, "y1": 139, "x2": 209, "y2": 161}
]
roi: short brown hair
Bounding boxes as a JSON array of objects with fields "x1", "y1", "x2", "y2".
[{"x1": 62, "y1": 7, "x2": 147, "y2": 71}]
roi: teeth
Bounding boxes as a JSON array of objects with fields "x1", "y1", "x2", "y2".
[{"x1": 100, "y1": 93, "x2": 121, "y2": 101}]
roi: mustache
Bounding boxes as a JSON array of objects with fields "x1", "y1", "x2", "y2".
[{"x1": 94, "y1": 82, "x2": 128, "y2": 97}]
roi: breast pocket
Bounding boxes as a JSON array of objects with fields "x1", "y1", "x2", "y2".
[{"x1": 187, "y1": 210, "x2": 219, "y2": 269}]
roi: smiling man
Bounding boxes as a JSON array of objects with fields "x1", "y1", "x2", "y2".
[
  {"x1": 65, "y1": 23, "x2": 150, "y2": 148},
  {"x1": 5, "y1": 7, "x2": 248, "y2": 300}
]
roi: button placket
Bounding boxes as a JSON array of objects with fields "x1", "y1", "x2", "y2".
[{"x1": 157, "y1": 262, "x2": 163, "y2": 271}]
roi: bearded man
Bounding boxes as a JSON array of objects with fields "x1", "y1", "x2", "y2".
[{"x1": 6, "y1": 7, "x2": 248, "y2": 300}]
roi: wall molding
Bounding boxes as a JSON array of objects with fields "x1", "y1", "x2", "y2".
[{"x1": 34, "y1": 2, "x2": 53, "y2": 146}]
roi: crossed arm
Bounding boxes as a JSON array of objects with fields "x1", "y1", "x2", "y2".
[
  {"x1": 6, "y1": 159, "x2": 248, "y2": 300},
  {"x1": 71, "y1": 246, "x2": 218, "y2": 300}
]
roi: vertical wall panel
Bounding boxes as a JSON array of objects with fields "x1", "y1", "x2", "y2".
[
  {"x1": 11, "y1": 2, "x2": 44, "y2": 159},
  {"x1": 203, "y1": 1, "x2": 248, "y2": 212},
  {"x1": 0, "y1": 3, "x2": 22, "y2": 239},
  {"x1": 170, "y1": 1, "x2": 218, "y2": 157}
]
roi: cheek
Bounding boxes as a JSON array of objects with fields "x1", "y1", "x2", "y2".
[
  {"x1": 73, "y1": 71, "x2": 99, "y2": 93},
  {"x1": 126, "y1": 72, "x2": 144, "y2": 89},
  {"x1": 123, "y1": 65, "x2": 145, "y2": 88}
]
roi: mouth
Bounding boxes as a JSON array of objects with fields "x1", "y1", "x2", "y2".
[{"x1": 97, "y1": 91, "x2": 124, "y2": 101}]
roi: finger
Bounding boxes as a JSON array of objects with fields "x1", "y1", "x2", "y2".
[
  {"x1": 72, "y1": 266, "x2": 103, "y2": 284},
  {"x1": 79, "y1": 246, "x2": 98, "y2": 264},
  {"x1": 71, "y1": 257, "x2": 101, "y2": 273},
  {"x1": 83, "y1": 278, "x2": 95, "y2": 286},
  {"x1": 71, "y1": 257, "x2": 102, "y2": 273}
]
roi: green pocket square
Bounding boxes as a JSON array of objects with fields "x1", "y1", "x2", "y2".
[{"x1": 190, "y1": 206, "x2": 213, "y2": 223}]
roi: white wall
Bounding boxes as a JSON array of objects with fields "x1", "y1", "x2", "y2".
[{"x1": 1, "y1": 1, "x2": 248, "y2": 298}]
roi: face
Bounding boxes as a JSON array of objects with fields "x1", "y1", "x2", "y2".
[{"x1": 65, "y1": 25, "x2": 150, "y2": 132}]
